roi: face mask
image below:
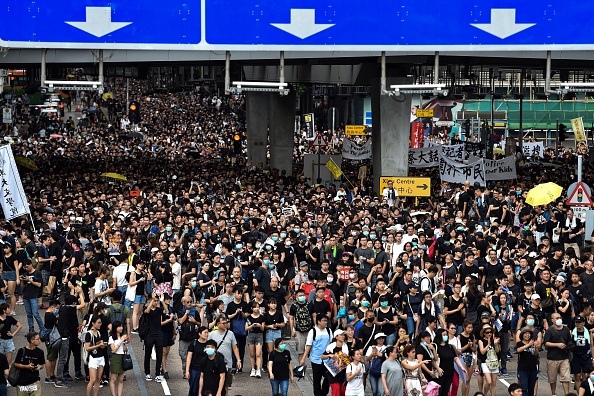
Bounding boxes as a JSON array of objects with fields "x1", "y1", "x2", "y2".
[
  {"x1": 285, "y1": 241, "x2": 291, "y2": 246},
  {"x1": 264, "y1": 259, "x2": 271, "y2": 265},
  {"x1": 363, "y1": 231, "x2": 369, "y2": 236},
  {"x1": 327, "y1": 277, "x2": 334, "y2": 283},
  {"x1": 268, "y1": 264, "x2": 275, "y2": 270},
  {"x1": 255, "y1": 244, "x2": 261, "y2": 249},
  {"x1": 205, "y1": 348, "x2": 215, "y2": 356},
  {"x1": 349, "y1": 273, "x2": 356, "y2": 280},
  {"x1": 422, "y1": 341, "x2": 429, "y2": 347},
  {"x1": 191, "y1": 282, "x2": 197, "y2": 288},
  {"x1": 351, "y1": 232, "x2": 357, "y2": 237},
  {"x1": 265, "y1": 245, "x2": 272, "y2": 251},
  {"x1": 555, "y1": 318, "x2": 563, "y2": 326},
  {"x1": 381, "y1": 237, "x2": 387, "y2": 242},
  {"x1": 361, "y1": 301, "x2": 370, "y2": 307},
  {"x1": 526, "y1": 319, "x2": 535, "y2": 326},
  {"x1": 298, "y1": 296, "x2": 306, "y2": 303},
  {"x1": 348, "y1": 314, "x2": 355, "y2": 321},
  {"x1": 183, "y1": 230, "x2": 188, "y2": 234},
  {"x1": 280, "y1": 233, "x2": 287, "y2": 239},
  {"x1": 380, "y1": 301, "x2": 389, "y2": 307},
  {"x1": 235, "y1": 244, "x2": 243, "y2": 250},
  {"x1": 442, "y1": 335, "x2": 449, "y2": 342},
  {"x1": 243, "y1": 217, "x2": 250, "y2": 221},
  {"x1": 271, "y1": 237, "x2": 278, "y2": 242},
  {"x1": 370, "y1": 234, "x2": 376, "y2": 240},
  {"x1": 54, "y1": 309, "x2": 59, "y2": 315},
  {"x1": 590, "y1": 375, "x2": 594, "y2": 382},
  {"x1": 294, "y1": 228, "x2": 300, "y2": 234},
  {"x1": 367, "y1": 317, "x2": 375, "y2": 323},
  {"x1": 166, "y1": 227, "x2": 172, "y2": 232},
  {"x1": 279, "y1": 344, "x2": 287, "y2": 352}
]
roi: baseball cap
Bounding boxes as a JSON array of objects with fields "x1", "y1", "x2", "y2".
[
  {"x1": 334, "y1": 329, "x2": 345, "y2": 337},
  {"x1": 575, "y1": 316, "x2": 585, "y2": 323},
  {"x1": 531, "y1": 294, "x2": 541, "y2": 300},
  {"x1": 374, "y1": 333, "x2": 387, "y2": 340},
  {"x1": 556, "y1": 275, "x2": 566, "y2": 283},
  {"x1": 481, "y1": 312, "x2": 491, "y2": 319},
  {"x1": 299, "y1": 261, "x2": 308, "y2": 267}
]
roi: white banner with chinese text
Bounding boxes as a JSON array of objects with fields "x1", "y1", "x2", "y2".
[{"x1": 0, "y1": 145, "x2": 30, "y2": 220}]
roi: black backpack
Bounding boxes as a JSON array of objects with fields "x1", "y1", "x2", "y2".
[
  {"x1": 172, "y1": 290, "x2": 184, "y2": 317},
  {"x1": 138, "y1": 312, "x2": 149, "y2": 341}
]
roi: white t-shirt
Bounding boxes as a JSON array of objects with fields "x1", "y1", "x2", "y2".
[
  {"x1": 171, "y1": 262, "x2": 182, "y2": 290},
  {"x1": 112, "y1": 264, "x2": 133, "y2": 287},
  {"x1": 108, "y1": 336, "x2": 125, "y2": 354},
  {"x1": 94, "y1": 278, "x2": 111, "y2": 305},
  {"x1": 346, "y1": 362, "x2": 365, "y2": 396}
]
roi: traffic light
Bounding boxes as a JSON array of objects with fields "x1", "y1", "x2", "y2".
[
  {"x1": 233, "y1": 133, "x2": 242, "y2": 155},
  {"x1": 129, "y1": 101, "x2": 140, "y2": 124},
  {"x1": 559, "y1": 123, "x2": 567, "y2": 142}
]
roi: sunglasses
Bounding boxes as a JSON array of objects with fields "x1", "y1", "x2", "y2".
[{"x1": 484, "y1": 332, "x2": 492, "y2": 335}]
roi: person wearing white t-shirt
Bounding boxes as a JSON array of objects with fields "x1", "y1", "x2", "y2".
[{"x1": 345, "y1": 349, "x2": 365, "y2": 396}]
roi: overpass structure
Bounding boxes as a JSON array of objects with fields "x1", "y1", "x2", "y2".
[{"x1": 3, "y1": 0, "x2": 594, "y2": 189}]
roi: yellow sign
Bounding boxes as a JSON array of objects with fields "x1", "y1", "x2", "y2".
[
  {"x1": 571, "y1": 117, "x2": 587, "y2": 142},
  {"x1": 325, "y1": 159, "x2": 343, "y2": 179},
  {"x1": 380, "y1": 176, "x2": 431, "y2": 197},
  {"x1": 416, "y1": 109, "x2": 434, "y2": 118},
  {"x1": 345, "y1": 125, "x2": 367, "y2": 136},
  {"x1": 358, "y1": 166, "x2": 367, "y2": 180}
]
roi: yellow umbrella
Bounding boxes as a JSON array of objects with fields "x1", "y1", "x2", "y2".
[
  {"x1": 100, "y1": 172, "x2": 127, "y2": 182},
  {"x1": 493, "y1": 147, "x2": 505, "y2": 155},
  {"x1": 15, "y1": 156, "x2": 38, "y2": 171},
  {"x1": 102, "y1": 92, "x2": 114, "y2": 101},
  {"x1": 525, "y1": 182, "x2": 563, "y2": 207}
]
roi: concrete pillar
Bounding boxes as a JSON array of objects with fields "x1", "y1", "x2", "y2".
[
  {"x1": 98, "y1": 50, "x2": 104, "y2": 85},
  {"x1": 40, "y1": 49, "x2": 47, "y2": 87},
  {"x1": 371, "y1": 78, "x2": 412, "y2": 192},
  {"x1": 246, "y1": 92, "x2": 269, "y2": 168},
  {"x1": 269, "y1": 92, "x2": 295, "y2": 176}
]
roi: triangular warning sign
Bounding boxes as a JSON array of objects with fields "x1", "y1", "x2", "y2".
[
  {"x1": 567, "y1": 181, "x2": 593, "y2": 206},
  {"x1": 312, "y1": 132, "x2": 328, "y2": 147}
]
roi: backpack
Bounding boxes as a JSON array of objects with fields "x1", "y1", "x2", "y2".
[
  {"x1": 485, "y1": 346, "x2": 499, "y2": 370},
  {"x1": 78, "y1": 314, "x2": 93, "y2": 343},
  {"x1": 109, "y1": 304, "x2": 127, "y2": 332},
  {"x1": 294, "y1": 304, "x2": 313, "y2": 332},
  {"x1": 139, "y1": 246, "x2": 151, "y2": 263},
  {"x1": 82, "y1": 331, "x2": 95, "y2": 365},
  {"x1": 172, "y1": 290, "x2": 185, "y2": 316},
  {"x1": 179, "y1": 315, "x2": 198, "y2": 341},
  {"x1": 369, "y1": 356, "x2": 383, "y2": 377},
  {"x1": 311, "y1": 326, "x2": 331, "y2": 341},
  {"x1": 138, "y1": 312, "x2": 149, "y2": 341}
]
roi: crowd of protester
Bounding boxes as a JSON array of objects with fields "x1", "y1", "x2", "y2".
[{"x1": 0, "y1": 78, "x2": 593, "y2": 396}]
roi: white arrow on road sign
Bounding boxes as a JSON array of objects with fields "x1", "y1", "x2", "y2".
[
  {"x1": 471, "y1": 9, "x2": 535, "y2": 39},
  {"x1": 66, "y1": 7, "x2": 132, "y2": 37},
  {"x1": 271, "y1": 9, "x2": 334, "y2": 39}
]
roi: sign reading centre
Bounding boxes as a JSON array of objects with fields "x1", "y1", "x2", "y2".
[{"x1": 380, "y1": 177, "x2": 431, "y2": 197}]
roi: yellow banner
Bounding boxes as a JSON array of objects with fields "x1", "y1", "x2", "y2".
[
  {"x1": 416, "y1": 109, "x2": 434, "y2": 118},
  {"x1": 325, "y1": 158, "x2": 343, "y2": 179},
  {"x1": 345, "y1": 125, "x2": 367, "y2": 136},
  {"x1": 572, "y1": 117, "x2": 587, "y2": 142}
]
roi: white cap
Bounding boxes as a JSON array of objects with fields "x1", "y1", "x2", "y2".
[
  {"x1": 531, "y1": 294, "x2": 541, "y2": 300},
  {"x1": 374, "y1": 332, "x2": 387, "y2": 340},
  {"x1": 334, "y1": 329, "x2": 345, "y2": 337}
]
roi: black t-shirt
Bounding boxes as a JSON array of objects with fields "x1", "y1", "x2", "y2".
[
  {"x1": 57, "y1": 305, "x2": 78, "y2": 337},
  {"x1": 580, "y1": 380, "x2": 594, "y2": 396},
  {"x1": 436, "y1": 344, "x2": 457, "y2": 376},
  {"x1": 22, "y1": 270, "x2": 42, "y2": 300},
  {"x1": 264, "y1": 310, "x2": 284, "y2": 327},
  {"x1": 226, "y1": 300, "x2": 250, "y2": 322},
  {"x1": 85, "y1": 330, "x2": 102, "y2": 358},
  {"x1": 197, "y1": 355, "x2": 227, "y2": 396},
  {"x1": 188, "y1": 340, "x2": 207, "y2": 371},
  {"x1": 573, "y1": 328, "x2": 591, "y2": 356},
  {"x1": 516, "y1": 341, "x2": 538, "y2": 372},
  {"x1": 309, "y1": 299, "x2": 331, "y2": 317},
  {"x1": 44, "y1": 312, "x2": 56, "y2": 330},
  {"x1": 2, "y1": 254, "x2": 17, "y2": 272},
  {"x1": 247, "y1": 314, "x2": 265, "y2": 333},
  {"x1": 358, "y1": 324, "x2": 377, "y2": 353},
  {"x1": 15, "y1": 346, "x2": 44, "y2": 385},
  {"x1": 415, "y1": 344, "x2": 435, "y2": 378},
  {"x1": 146, "y1": 307, "x2": 164, "y2": 337},
  {"x1": 268, "y1": 349, "x2": 291, "y2": 380},
  {"x1": 0, "y1": 316, "x2": 17, "y2": 339},
  {"x1": 543, "y1": 326, "x2": 571, "y2": 360},
  {"x1": 375, "y1": 307, "x2": 396, "y2": 335},
  {"x1": 0, "y1": 353, "x2": 7, "y2": 384},
  {"x1": 444, "y1": 295, "x2": 465, "y2": 326},
  {"x1": 459, "y1": 333, "x2": 475, "y2": 354}
]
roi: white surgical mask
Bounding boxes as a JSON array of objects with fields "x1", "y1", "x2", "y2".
[{"x1": 555, "y1": 318, "x2": 563, "y2": 326}]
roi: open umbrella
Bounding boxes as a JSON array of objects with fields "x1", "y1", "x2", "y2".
[
  {"x1": 49, "y1": 133, "x2": 63, "y2": 139},
  {"x1": 15, "y1": 156, "x2": 38, "y2": 171},
  {"x1": 493, "y1": 147, "x2": 505, "y2": 155},
  {"x1": 100, "y1": 172, "x2": 127, "y2": 182},
  {"x1": 121, "y1": 131, "x2": 143, "y2": 139},
  {"x1": 525, "y1": 182, "x2": 563, "y2": 207}
]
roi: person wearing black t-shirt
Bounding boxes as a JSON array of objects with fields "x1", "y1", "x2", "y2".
[
  {"x1": 13, "y1": 331, "x2": 45, "y2": 389},
  {"x1": 444, "y1": 282, "x2": 466, "y2": 335},
  {"x1": 143, "y1": 295, "x2": 164, "y2": 382},
  {"x1": 186, "y1": 326, "x2": 209, "y2": 395},
  {"x1": 267, "y1": 338, "x2": 293, "y2": 396},
  {"x1": 516, "y1": 328, "x2": 539, "y2": 396},
  {"x1": 198, "y1": 339, "x2": 227, "y2": 396},
  {"x1": 571, "y1": 316, "x2": 592, "y2": 391},
  {"x1": 543, "y1": 312, "x2": 572, "y2": 396},
  {"x1": 226, "y1": 287, "x2": 250, "y2": 370}
]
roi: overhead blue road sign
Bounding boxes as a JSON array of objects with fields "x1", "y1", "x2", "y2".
[
  {"x1": 1, "y1": 0, "x2": 594, "y2": 50},
  {"x1": 0, "y1": 0, "x2": 201, "y2": 49}
]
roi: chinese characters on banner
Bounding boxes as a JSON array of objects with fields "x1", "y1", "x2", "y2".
[
  {"x1": 520, "y1": 141, "x2": 544, "y2": 158},
  {"x1": 439, "y1": 152, "x2": 486, "y2": 186},
  {"x1": 0, "y1": 145, "x2": 30, "y2": 220},
  {"x1": 410, "y1": 121, "x2": 425, "y2": 148}
]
